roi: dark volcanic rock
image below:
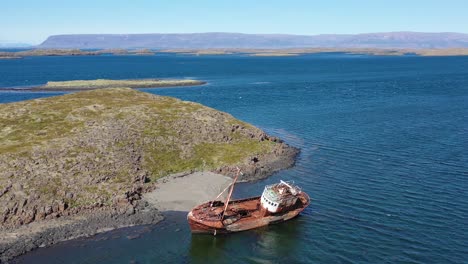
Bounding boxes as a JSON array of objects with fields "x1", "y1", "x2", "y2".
[
  {"x1": 216, "y1": 142, "x2": 300, "y2": 181},
  {"x1": 0, "y1": 202, "x2": 162, "y2": 263}
]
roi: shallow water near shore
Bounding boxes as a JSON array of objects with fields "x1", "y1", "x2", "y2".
[{"x1": 2, "y1": 54, "x2": 468, "y2": 263}]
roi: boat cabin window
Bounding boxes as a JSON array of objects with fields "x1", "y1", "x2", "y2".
[{"x1": 263, "y1": 195, "x2": 278, "y2": 207}]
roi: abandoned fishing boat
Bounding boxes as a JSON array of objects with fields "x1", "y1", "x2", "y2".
[{"x1": 187, "y1": 168, "x2": 310, "y2": 234}]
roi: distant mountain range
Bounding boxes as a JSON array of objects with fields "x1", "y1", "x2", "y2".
[{"x1": 38, "y1": 32, "x2": 468, "y2": 49}]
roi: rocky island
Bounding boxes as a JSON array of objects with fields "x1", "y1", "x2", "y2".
[
  {"x1": 26, "y1": 79, "x2": 206, "y2": 91},
  {"x1": 4, "y1": 79, "x2": 206, "y2": 91},
  {"x1": 0, "y1": 88, "x2": 298, "y2": 261}
]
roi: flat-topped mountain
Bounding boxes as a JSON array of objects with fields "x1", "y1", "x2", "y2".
[{"x1": 38, "y1": 32, "x2": 468, "y2": 49}]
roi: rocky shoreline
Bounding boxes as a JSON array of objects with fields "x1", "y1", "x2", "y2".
[
  {"x1": 0, "y1": 201, "x2": 162, "y2": 263},
  {"x1": 0, "y1": 144, "x2": 298, "y2": 262}
]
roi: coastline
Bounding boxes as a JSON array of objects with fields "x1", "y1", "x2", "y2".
[
  {"x1": 0, "y1": 203, "x2": 163, "y2": 263},
  {"x1": 0, "y1": 145, "x2": 299, "y2": 262},
  {"x1": 3, "y1": 48, "x2": 468, "y2": 59}
]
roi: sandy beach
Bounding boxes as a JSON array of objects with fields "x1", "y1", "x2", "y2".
[{"x1": 144, "y1": 171, "x2": 233, "y2": 212}]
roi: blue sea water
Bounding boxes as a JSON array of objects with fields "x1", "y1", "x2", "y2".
[{"x1": 1, "y1": 54, "x2": 467, "y2": 263}]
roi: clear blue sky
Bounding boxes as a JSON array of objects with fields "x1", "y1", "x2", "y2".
[{"x1": 2, "y1": 0, "x2": 468, "y2": 44}]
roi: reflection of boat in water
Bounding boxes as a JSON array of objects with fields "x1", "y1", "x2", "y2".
[{"x1": 187, "y1": 168, "x2": 310, "y2": 235}]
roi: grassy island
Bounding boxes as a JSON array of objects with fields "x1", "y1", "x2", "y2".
[
  {"x1": 0, "y1": 88, "x2": 298, "y2": 260},
  {"x1": 29, "y1": 78, "x2": 205, "y2": 91},
  {"x1": 0, "y1": 88, "x2": 296, "y2": 230}
]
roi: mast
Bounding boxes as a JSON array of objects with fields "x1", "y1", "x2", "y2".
[
  {"x1": 210, "y1": 182, "x2": 233, "y2": 207},
  {"x1": 222, "y1": 167, "x2": 241, "y2": 219}
]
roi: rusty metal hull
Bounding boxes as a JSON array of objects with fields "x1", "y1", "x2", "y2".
[{"x1": 187, "y1": 192, "x2": 310, "y2": 234}]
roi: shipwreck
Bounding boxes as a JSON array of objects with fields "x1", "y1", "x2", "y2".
[{"x1": 187, "y1": 168, "x2": 310, "y2": 234}]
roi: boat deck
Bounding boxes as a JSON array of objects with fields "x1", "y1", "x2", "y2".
[{"x1": 191, "y1": 196, "x2": 262, "y2": 222}]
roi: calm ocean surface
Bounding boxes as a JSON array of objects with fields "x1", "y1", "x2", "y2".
[{"x1": 1, "y1": 54, "x2": 467, "y2": 263}]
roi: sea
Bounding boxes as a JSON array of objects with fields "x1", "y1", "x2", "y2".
[{"x1": 1, "y1": 53, "x2": 467, "y2": 263}]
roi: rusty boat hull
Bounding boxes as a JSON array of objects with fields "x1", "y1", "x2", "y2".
[{"x1": 187, "y1": 192, "x2": 310, "y2": 234}]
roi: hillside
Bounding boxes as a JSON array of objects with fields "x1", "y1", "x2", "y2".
[
  {"x1": 38, "y1": 32, "x2": 468, "y2": 49},
  {"x1": 0, "y1": 88, "x2": 297, "y2": 229}
]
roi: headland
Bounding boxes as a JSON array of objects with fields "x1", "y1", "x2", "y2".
[{"x1": 0, "y1": 88, "x2": 298, "y2": 261}]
